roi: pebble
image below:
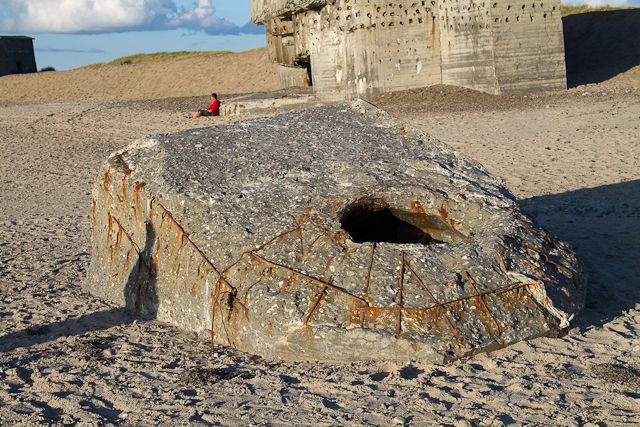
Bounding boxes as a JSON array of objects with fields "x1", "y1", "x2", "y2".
[
  {"x1": 392, "y1": 415, "x2": 406, "y2": 426},
  {"x1": 102, "y1": 348, "x2": 116, "y2": 357},
  {"x1": 479, "y1": 415, "x2": 505, "y2": 427},
  {"x1": 202, "y1": 413, "x2": 218, "y2": 423}
]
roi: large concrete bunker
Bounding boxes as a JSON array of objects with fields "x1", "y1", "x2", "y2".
[
  {"x1": 251, "y1": 0, "x2": 568, "y2": 99},
  {"x1": 86, "y1": 101, "x2": 585, "y2": 363}
]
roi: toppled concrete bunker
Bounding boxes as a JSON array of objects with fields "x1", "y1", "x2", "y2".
[
  {"x1": 87, "y1": 101, "x2": 584, "y2": 363},
  {"x1": 251, "y1": 0, "x2": 568, "y2": 99}
]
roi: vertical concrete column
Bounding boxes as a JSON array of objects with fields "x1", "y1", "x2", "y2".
[
  {"x1": 310, "y1": 0, "x2": 443, "y2": 100},
  {"x1": 438, "y1": 0, "x2": 499, "y2": 93},
  {"x1": 490, "y1": 0, "x2": 567, "y2": 92}
]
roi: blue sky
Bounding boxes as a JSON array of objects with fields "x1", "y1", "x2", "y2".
[
  {"x1": 0, "y1": 1, "x2": 265, "y2": 70},
  {"x1": 1, "y1": 0, "x2": 638, "y2": 71}
]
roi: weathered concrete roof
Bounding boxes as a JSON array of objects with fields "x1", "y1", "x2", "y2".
[
  {"x1": 250, "y1": 0, "x2": 328, "y2": 23},
  {"x1": 0, "y1": 35, "x2": 34, "y2": 40},
  {"x1": 87, "y1": 100, "x2": 585, "y2": 363}
]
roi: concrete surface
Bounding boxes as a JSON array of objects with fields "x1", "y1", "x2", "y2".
[{"x1": 251, "y1": 0, "x2": 567, "y2": 98}]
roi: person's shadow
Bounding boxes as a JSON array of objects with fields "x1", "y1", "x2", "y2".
[
  {"x1": 0, "y1": 222, "x2": 158, "y2": 353},
  {"x1": 563, "y1": 9, "x2": 640, "y2": 87},
  {"x1": 123, "y1": 221, "x2": 159, "y2": 318},
  {"x1": 520, "y1": 179, "x2": 640, "y2": 328}
]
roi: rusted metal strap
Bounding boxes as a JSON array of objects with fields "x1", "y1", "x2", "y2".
[
  {"x1": 156, "y1": 203, "x2": 223, "y2": 276},
  {"x1": 249, "y1": 252, "x2": 368, "y2": 305}
]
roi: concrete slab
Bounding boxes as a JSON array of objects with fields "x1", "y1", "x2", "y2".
[
  {"x1": 221, "y1": 91, "x2": 316, "y2": 117},
  {"x1": 86, "y1": 100, "x2": 585, "y2": 363}
]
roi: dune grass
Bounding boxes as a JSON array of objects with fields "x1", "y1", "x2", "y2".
[
  {"x1": 83, "y1": 50, "x2": 235, "y2": 68},
  {"x1": 561, "y1": 3, "x2": 638, "y2": 16}
]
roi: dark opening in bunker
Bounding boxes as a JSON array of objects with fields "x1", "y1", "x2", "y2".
[
  {"x1": 340, "y1": 198, "x2": 466, "y2": 245},
  {"x1": 295, "y1": 59, "x2": 313, "y2": 86}
]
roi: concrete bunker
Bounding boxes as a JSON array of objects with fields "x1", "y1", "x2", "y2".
[
  {"x1": 86, "y1": 101, "x2": 585, "y2": 363},
  {"x1": 250, "y1": 0, "x2": 568, "y2": 99},
  {"x1": 0, "y1": 35, "x2": 37, "y2": 77}
]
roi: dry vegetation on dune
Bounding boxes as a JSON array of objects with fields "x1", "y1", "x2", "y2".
[
  {"x1": 83, "y1": 50, "x2": 240, "y2": 68},
  {"x1": 561, "y1": 3, "x2": 637, "y2": 16}
]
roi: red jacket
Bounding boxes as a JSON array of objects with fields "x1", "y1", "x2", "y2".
[{"x1": 207, "y1": 99, "x2": 220, "y2": 116}]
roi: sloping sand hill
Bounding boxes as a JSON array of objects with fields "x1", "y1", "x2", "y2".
[
  {"x1": 605, "y1": 64, "x2": 640, "y2": 88},
  {"x1": 0, "y1": 48, "x2": 279, "y2": 103}
]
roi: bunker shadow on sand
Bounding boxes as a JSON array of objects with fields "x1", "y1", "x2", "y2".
[
  {"x1": 520, "y1": 179, "x2": 640, "y2": 327},
  {"x1": 0, "y1": 223, "x2": 159, "y2": 353},
  {"x1": 563, "y1": 9, "x2": 640, "y2": 87}
]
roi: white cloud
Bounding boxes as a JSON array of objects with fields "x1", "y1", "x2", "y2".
[
  {"x1": 0, "y1": 0, "x2": 241, "y2": 34},
  {"x1": 170, "y1": 0, "x2": 215, "y2": 27},
  {"x1": 171, "y1": 0, "x2": 239, "y2": 34},
  {"x1": 5, "y1": 0, "x2": 635, "y2": 35}
]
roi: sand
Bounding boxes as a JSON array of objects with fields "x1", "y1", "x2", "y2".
[{"x1": 0, "y1": 50, "x2": 639, "y2": 425}]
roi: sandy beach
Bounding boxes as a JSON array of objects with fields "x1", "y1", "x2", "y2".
[{"x1": 0, "y1": 49, "x2": 639, "y2": 425}]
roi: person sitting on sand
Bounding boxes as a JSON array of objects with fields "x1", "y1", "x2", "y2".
[{"x1": 193, "y1": 93, "x2": 220, "y2": 118}]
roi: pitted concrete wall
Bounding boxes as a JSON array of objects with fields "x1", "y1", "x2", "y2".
[
  {"x1": 438, "y1": 0, "x2": 497, "y2": 93},
  {"x1": 302, "y1": 1, "x2": 442, "y2": 100},
  {"x1": 251, "y1": 0, "x2": 567, "y2": 97},
  {"x1": 266, "y1": 17, "x2": 297, "y2": 65},
  {"x1": 489, "y1": 1, "x2": 566, "y2": 93}
]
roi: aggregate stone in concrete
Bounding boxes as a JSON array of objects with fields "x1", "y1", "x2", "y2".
[{"x1": 86, "y1": 100, "x2": 585, "y2": 363}]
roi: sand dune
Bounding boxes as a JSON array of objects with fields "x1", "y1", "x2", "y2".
[
  {"x1": 605, "y1": 64, "x2": 640, "y2": 88},
  {"x1": 0, "y1": 48, "x2": 279, "y2": 103}
]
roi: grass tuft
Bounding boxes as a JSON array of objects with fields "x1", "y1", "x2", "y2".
[
  {"x1": 561, "y1": 3, "x2": 637, "y2": 16},
  {"x1": 82, "y1": 50, "x2": 235, "y2": 69}
]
